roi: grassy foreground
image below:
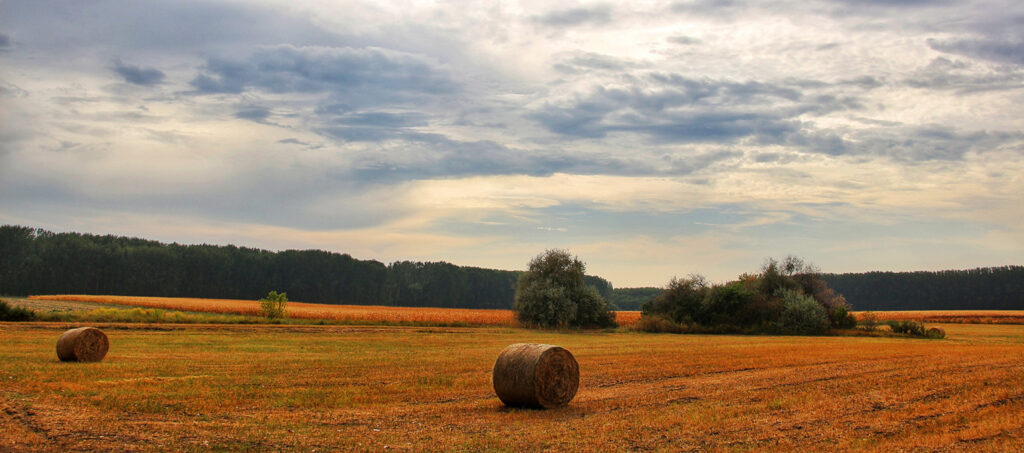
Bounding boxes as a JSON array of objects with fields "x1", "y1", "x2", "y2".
[{"x1": 1, "y1": 322, "x2": 1023, "y2": 451}]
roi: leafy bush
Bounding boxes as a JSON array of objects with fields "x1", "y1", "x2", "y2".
[
  {"x1": 639, "y1": 256, "x2": 849, "y2": 335},
  {"x1": 514, "y1": 249, "x2": 616, "y2": 328},
  {"x1": 858, "y1": 312, "x2": 879, "y2": 331},
  {"x1": 829, "y1": 305, "x2": 858, "y2": 329},
  {"x1": 701, "y1": 281, "x2": 756, "y2": 327},
  {"x1": 888, "y1": 320, "x2": 926, "y2": 336},
  {"x1": 0, "y1": 299, "x2": 35, "y2": 321},
  {"x1": 633, "y1": 314, "x2": 686, "y2": 333},
  {"x1": 887, "y1": 321, "x2": 944, "y2": 338},
  {"x1": 774, "y1": 288, "x2": 829, "y2": 335},
  {"x1": 259, "y1": 291, "x2": 288, "y2": 319},
  {"x1": 642, "y1": 275, "x2": 708, "y2": 325}
]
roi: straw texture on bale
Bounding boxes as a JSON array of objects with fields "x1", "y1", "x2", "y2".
[
  {"x1": 927, "y1": 327, "x2": 946, "y2": 339},
  {"x1": 492, "y1": 343, "x2": 579, "y2": 408},
  {"x1": 56, "y1": 327, "x2": 109, "y2": 362}
]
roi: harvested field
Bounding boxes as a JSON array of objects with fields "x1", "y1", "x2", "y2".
[
  {"x1": 1, "y1": 322, "x2": 1022, "y2": 451},
  {"x1": 27, "y1": 295, "x2": 643, "y2": 327},
  {"x1": 3, "y1": 297, "x2": 125, "y2": 313},
  {"x1": 856, "y1": 310, "x2": 1024, "y2": 324},
  {"x1": 30, "y1": 295, "x2": 518, "y2": 326}
]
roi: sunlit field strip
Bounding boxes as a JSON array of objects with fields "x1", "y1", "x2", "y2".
[
  {"x1": 29, "y1": 295, "x2": 642, "y2": 327},
  {"x1": 855, "y1": 310, "x2": 1024, "y2": 324},
  {"x1": 2, "y1": 323, "x2": 1023, "y2": 451}
]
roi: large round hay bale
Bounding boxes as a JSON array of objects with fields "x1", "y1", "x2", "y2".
[
  {"x1": 927, "y1": 327, "x2": 946, "y2": 339},
  {"x1": 56, "y1": 327, "x2": 109, "y2": 362},
  {"x1": 492, "y1": 343, "x2": 579, "y2": 409}
]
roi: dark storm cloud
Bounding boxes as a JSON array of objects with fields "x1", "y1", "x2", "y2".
[
  {"x1": 534, "y1": 5, "x2": 613, "y2": 27},
  {"x1": 111, "y1": 58, "x2": 166, "y2": 86},
  {"x1": 0, "y1": 33, "x2": 10, "y2": 48},
  {"x1": 189, "y1": 45, "x2": 456, "y2": 100}
]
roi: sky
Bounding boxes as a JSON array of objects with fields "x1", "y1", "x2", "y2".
[{"x1": 1, "y1": 0, "x2": 1022, "y2": 287}]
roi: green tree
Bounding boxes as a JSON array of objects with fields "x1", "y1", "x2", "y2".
[
  {"x1": 642, "y1": 275, "x2": 708, "y2": 324},
  {"x1": 259, "y1": 291, "x2": 288, "y2": 320},
  {"x1": 513, "y1": 249, "x2": 616, "y2": 328},
  {"x1": 774, "y1": 288, "x2": 829, "y2": 335}
]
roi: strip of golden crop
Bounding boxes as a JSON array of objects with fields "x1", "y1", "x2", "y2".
[
  {"x1": 2, "y1": 323, "x2": 1022, "y2": 451},
  {"x1": 29, "y1": 294, "x2": 643, "y2": 327},
  {"x1": 855, "y1": 310, "x2": 1024, "y2": 324}
]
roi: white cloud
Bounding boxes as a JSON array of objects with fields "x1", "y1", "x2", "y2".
[{"x1": 1, "y1": 0, "x2": 1022, "y2": 285}]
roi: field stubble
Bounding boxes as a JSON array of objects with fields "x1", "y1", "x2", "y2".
[
  {"x1": 1, "y1": 322, "x2": 1022, "y2": 451},
  {"x1": 855, "y1": 310, "x2": 1024, "y2": 325},
  {"x1": 27, "y1": 295, "x2": 642, "y2": 327}
]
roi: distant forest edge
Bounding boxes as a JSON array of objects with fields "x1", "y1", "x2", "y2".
[
  {"x1": 821, "y1": 268, "x2": 1023, "y2": 311},
  {"x1": 0, "y1": 225, "x2": 610, "y2": 309},
  {"x1": 1, "y1": 226, "x2": 1021, "y2": 311}
]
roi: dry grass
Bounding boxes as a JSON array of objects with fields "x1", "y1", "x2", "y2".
[
  {"x1": 1, "y1": 322, "x2": 1022, "y2": 451},
  {"x1": 30, "y1": 295, "x2": 518, "y2": 326},
  {"x1": 856, "y1": 310, "x2": 1024, "y2": 324},
  {"x1": 28, "y1": 295, "x2": 643, "y2": 328}
]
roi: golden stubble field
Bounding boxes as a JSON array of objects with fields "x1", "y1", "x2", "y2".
[
  {"x1": 26, "y1": 295, "x2": 644, "y2": 327},
  {"x1": 1, "y1": 322, "x2": 1023, "y2": 452}
]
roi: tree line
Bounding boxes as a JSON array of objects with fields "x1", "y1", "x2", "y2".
[
  {"x1": 615, "y1": 267, "x2": 1024, "y2": 312},
  {"x1": 0, "y1": 226, "x2": 611, "y2": 309},
  {"x1": 3, "y1": 225, "x2": 1020, "y2": 311},
  {"x1": 821, "y1": 267, "x2": 1024, "y2": 311}
]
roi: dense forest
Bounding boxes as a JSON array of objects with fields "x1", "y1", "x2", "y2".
[
  {"x1": 607, "y1": 287, "x2": 662, "y2": 311},
  {"x1": 2, "y1": 226, "x2": 1021, "y2": 311},
  {"x1": 619, "y1": 268, "x2": 1024, "y2": 312},
  {"x1": 0, "y1": 226, "x2": 611, "y2": 309},
  {"x1": 822, "y1": 267, "x2": 1024, "y2": 311}
]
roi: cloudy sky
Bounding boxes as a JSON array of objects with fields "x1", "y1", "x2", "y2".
[{"x1": 1, "y1": 0, "x2": 1022, "y2": 286}]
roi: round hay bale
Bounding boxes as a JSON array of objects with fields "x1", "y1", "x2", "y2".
[
  {"x1": 927, "y1": 327, "x2": 946, "y2": 339},
  {"x1": 492, "y1": 343, "x2": 579, "y2": 409},
  {"x1": 56, "y1": 327, "x2": 109, "y2": 362}
]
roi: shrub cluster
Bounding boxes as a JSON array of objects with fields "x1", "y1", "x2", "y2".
[
  {"x1": 0, "y1": 299, "x2": 36, "y2": 321},
  {"x1": 259, "y1": 291, "x2": 289, "y2": 319},
  {"x1": 640, "y1": 256, "x2": 857, "y2": 335},
  {"x1": 886, "y1": 320, "x2": 945, "y2": 338},
  {"x1": 887, "y1": 320, "x2": 926, "y2": 336},
  {"x1": 858, "y1": 311, "x2": 880, "y2": 331}
]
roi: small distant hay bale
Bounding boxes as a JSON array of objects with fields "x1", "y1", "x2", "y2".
[
  {"x1": 56, "y1": 327, "x2": 109, "y2": 362},
  {"x1": 926, "y1": 327, "x2": 946, "y2": 339},
  {"x1": 492, "y1": 343, "x2": 579, "y2": 409}
]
